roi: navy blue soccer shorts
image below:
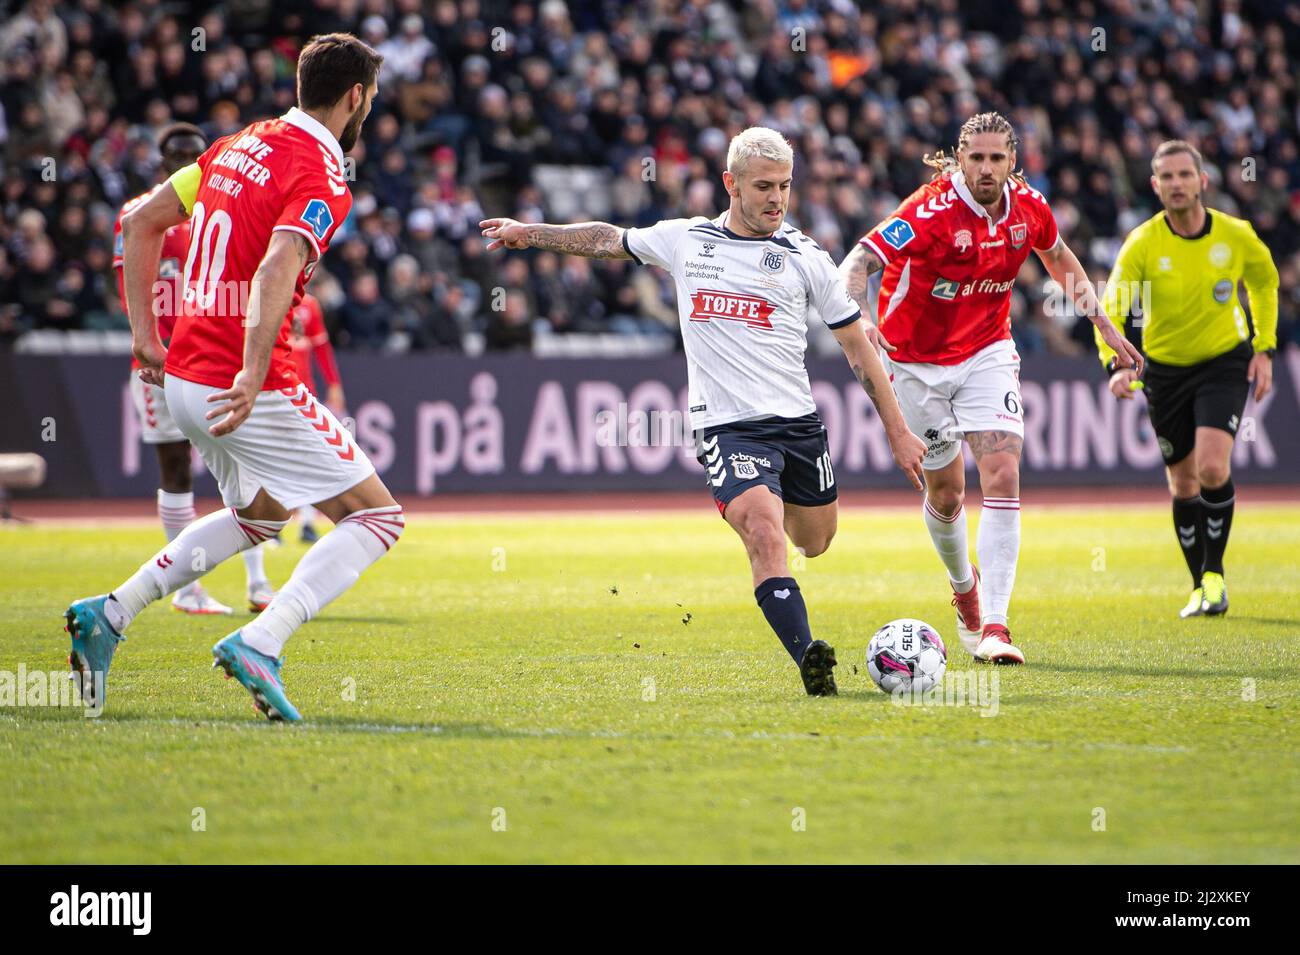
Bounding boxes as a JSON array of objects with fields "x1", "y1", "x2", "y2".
[{"x1": 695, "y1": 412, "x2": 837, "y2": 515}]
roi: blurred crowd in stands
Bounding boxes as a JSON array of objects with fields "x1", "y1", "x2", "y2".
[{"x1": 2, "y1": 0, "x2": 1299, "y2": 356}]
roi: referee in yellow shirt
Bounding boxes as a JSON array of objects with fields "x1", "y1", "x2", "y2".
[{"x1": 1098, "y1": 140, "x2": 1279, "y2": 619}]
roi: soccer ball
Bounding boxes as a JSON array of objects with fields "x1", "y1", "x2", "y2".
[{"x1": 866, "y1": 618, "x2": 948, "y2": 694}]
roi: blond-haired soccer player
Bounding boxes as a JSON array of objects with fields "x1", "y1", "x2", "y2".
[
  {"x1": 841, "y1": 112, "x2": 1142, "y2": 665},
  {"x1": 482, "y1": 127, "x2": 927, "y2": 696},
  {"x1": 1100, "y1": 140, "x2": 1278, "y2": 618}
]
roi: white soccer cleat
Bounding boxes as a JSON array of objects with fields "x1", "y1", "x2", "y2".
[
  {"x1": 171, "y1": 584, "x2": 233, "y2": 616},
  {"x1": 974, "y1": 623, "x2": 1025, "y2": 665},
  {"x1": 247, "y1": 580, "x2": 276, "y2": 613}
]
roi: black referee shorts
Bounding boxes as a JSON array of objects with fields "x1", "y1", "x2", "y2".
[{"x1": 1143, "y1": 341, "x2": 1252, "y2": 466}]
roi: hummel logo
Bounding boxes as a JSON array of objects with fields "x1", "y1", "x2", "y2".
[
  {"x1": 774, "y1": 589, "x2": 791, "y2": 599},
  {"x1": 1207, "y1": 517, "x2": 1224, "y2": 540}
]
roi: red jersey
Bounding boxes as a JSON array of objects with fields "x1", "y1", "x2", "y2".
[
  {"x1": 165, "y1": 107, "x2": 352, "y2": 390},
  {"x1": 860, "y1": 170, "x2": 1059, "y2": 365},
  {"x1": 114, "y1": 184, "x2": 192, "y2": 370},
  {"x1": 287, "y1": 293, "x2": 341, "y2": 395}
]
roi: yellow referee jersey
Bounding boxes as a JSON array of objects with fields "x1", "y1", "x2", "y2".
[{"x1": 1096, "y1": 208, "x2": 1278, "y2": 368}]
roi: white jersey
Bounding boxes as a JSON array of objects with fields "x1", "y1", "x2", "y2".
[{"x1": 624, "y1": 212, "x2": 860, "y2": 430}]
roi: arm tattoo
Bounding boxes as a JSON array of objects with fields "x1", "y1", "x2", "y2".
[
  {"x1": 840, "y1": 244, "x2": 885, "y2": 317},
  {"x1": 290, "y1": 232, "x2": 312, "y2": 267},
  {"x1": 524, "y1": 222, "x2": 631, "y2": 259},
  {"x1": 966, "y1": 429, "x2": 1023, "y2": 461},
  {"x1": 849, "y1": 362, "x2": 878, "y2": 402}
]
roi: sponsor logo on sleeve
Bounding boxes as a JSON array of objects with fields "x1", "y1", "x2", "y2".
[
  {"x1": 880, "y1": 217, "x2": 915, "y2": 251},
  {"x1": 301, "y1": 199, "x2": 334, "y2": 241}
]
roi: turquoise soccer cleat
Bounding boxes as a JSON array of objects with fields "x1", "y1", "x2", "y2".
[
  {"x1": 64, "y1": 595, "x2": 124, "y2": 709},
  {"x1": 212, "y1": 631, "x2": 302, "y2": 723}
]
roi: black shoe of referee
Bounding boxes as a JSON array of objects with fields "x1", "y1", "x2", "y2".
[{"x1": 799, "y1": 640, "x2": 838, "y2": 696}]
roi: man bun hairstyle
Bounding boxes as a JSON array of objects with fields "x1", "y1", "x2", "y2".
[{"x1": 297, "y1": 32, "x2": 384, "y2": 111}]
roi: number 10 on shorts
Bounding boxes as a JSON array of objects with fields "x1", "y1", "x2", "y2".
[{"x1": 815, "y1": 451, "x2": 835, "y2": 492}]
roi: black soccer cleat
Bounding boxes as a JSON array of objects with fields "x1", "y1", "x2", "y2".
[{"x1": 799, "y1": 640, "x2": 838, "y2": 696}]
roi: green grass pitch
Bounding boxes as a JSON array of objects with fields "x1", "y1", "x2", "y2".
[{"x1": 2, "y1": 502, "x2": 1297, "y2": 863}]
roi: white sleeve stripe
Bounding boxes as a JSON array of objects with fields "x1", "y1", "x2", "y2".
[
  {"x1": 272, "y1": 224, "x2": 322, "y2": 262},
  {"x1": 861, "y1": 235, "x2": 891, "y2": 264}
]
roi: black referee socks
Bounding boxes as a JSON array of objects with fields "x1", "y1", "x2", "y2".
[
  {"x1": 1200, "y1": 479, "x2": 1235, "y2": 576},
  {"x1": 1172, "y1": 495, "x2": 1205, "y2": 587},
  {"x1": 755, "y1": 577, "x2": 813, "y2": 665}
]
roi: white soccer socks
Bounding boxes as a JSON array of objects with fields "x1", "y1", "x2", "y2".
[
  {"x1": 923, "y1": 498, "x2": 975, "y2": 592},
  {"x1": 158, "y1": 489, "x2": 202, "y2": 600},
  {"x1": 241, "y1": 544, "x2": 268, "y2": 587},
  {"x1": 241, "y1": 505, "x2": 404, "y2": 658},
  {"x1": 106, "y1": 507, "x2": 289, "y2": 632},
  {"x1": 976, "y1": 497, "x2": 1021, "y2": 627},
  {"x1": 157, "y1": 489, "x2": 196, "y2": 541}
]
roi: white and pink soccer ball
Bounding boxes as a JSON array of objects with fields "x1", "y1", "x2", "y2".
[{"x1": 866, "y1": 618, "x2": 948, "y2": 694}]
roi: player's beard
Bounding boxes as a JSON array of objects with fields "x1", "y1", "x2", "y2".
[
  {"x1": 970, "y1": 173, "x2": 1005, "y2": 205},
  {"x1": 339, "y1": 100, "x2": 366, "y2": 153}
]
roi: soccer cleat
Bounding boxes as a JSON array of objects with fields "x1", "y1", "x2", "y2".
[
  {"x1": 952, "y1": 566, "x2": 982, "y2": 655},
  {"x1": 799, "y1": 640, "x2": 838, "y2": 696},
  {"x1": 1179, "y1": 587, "x2": 1205, "y2": 619},
  {"x1": 211, "y1": 631, "x2": 301, "y2": 722},
  {"x1": 172, "y1": 584, "x2": 232, "y2": 615},
  {"x1": 974, "y1": 623, "x2": 1025, "y2": 665},
  {"x1": 64, "y1": 595, "x2": 124, "y2": 708},
  {"x1": 1200, "y1": 572, "x2": 1228, "y2": 616},
  {"x1": 247, "y1": 580, "x2": 276, "y2": 613},
  {"x1": 300, "y1": 523, "x2": 320, "y2": 544}
]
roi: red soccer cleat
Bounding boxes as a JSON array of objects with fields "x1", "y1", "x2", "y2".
[
  {"x1": 974, "y1": 623, "x2": 1025, "y2": 665},
  {"x1": 952, "y1": 566, "x2": 982, "y2": 655}
]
